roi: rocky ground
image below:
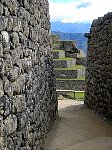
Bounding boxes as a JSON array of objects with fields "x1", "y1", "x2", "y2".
[{"x1": 44, "y1": 96, "x2": 112, "y2": 150}]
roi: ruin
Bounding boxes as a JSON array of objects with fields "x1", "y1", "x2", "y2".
[
  {"x1": 0, "y1": 0, "x2": 57, "y2": 149},
  {"x1": 85, "y1": 12, "x2": 112, "y2": 120},
  {"x1": 0, "y1": 0, "x2": 112, "y2": 149},
  {"x1": 51, "y1": 36, "x2": 86, "y2": 92}
]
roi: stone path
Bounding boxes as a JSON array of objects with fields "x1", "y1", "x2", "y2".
[{"x1": 44, "y1": 98, "x2": 112, "y2": 150}]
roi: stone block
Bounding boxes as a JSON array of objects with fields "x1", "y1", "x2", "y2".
[
  {"x1": 56, "y1": 80, "x2": 85, "y2": 91},
  {"x1": 54, "y1": 59, "x2": 76, "y2": 68},
  {"x1": 0, "y1": 16, "x2": 5, "y2": 31},
  {"x1": 1, "y1": 31, "x2": 10, "y2": 49},
  {"x1": 4, "y1": 114, "x2": 17, "y2": 135},
  {"x1": 51, "y1": 50, "x2": 65, "y2": 59},
  {"x1": 10, "y1": 32, "x2": 20, "y2": 48},
  {"x1": 0, "y1": 3, "x2": 3, "y2": 15},
  {"x1": 11, "y1": 95, "x2": 26, "y2": 113}
]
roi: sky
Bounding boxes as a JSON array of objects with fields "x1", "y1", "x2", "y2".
[{"x1": 49, "y1": 0, "x2": 112, "y2": 23}]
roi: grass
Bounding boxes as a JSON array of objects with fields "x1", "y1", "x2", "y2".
[
  {"x1": 77, "y1": 56, "x2": 86, "y2": 58},
  {"x1": 54, "y1": 65, "x2": 84, "y2": 70},
  {"x1": 54, "y1": 57, "x2": 74, "y2": 61},
  {"x1": 52, "y1": 43, "x2": 59, "y2": 46},
  {"x1": 67, "y1": 91, "x2": 85, "y2": 100},
  {"x1": 50, "y1": 49, "x2": 64, "y2": 52},
  {"x1": 56, "y1": 77, "x2": 85, "y2": 81}
]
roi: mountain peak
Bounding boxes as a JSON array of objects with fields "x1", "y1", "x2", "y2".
[{"x1": 51, "y1": 21, "x2": 91, "y2": 33}]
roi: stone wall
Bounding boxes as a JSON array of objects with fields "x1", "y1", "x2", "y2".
[
  {"x1": 0, "y1": 0, "x2": 57, "y2": 149},
  {"x1": 54, "y1": 59, "x2": 76, "y2": 68},
  {"x1": 54, "y1": 68, "x2": 85, "y2": 78},
  {"x1": 85, "y1": 12, "x2": 112, "y2": 120},
  {"x1": 76, "y1": 58, "x2": 86, "y2": 66},
  {"x1": 56, "y1": 80, "x2": 85, "y2": 91},
  {"x1": 51, "y1": 50, "x2": 65, "y2": 59}
]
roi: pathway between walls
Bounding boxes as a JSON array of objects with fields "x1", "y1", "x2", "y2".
[{"x1": 44, "y1": 97, "x2": 112, "y2": 150}]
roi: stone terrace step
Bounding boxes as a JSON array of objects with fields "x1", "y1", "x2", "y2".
[
  {"x1": 65, "y1": 52, "x2": 80, "y2": 58},
  {"x1": 76, "y1": 57, "x2": 86, "y2": 66},
  {"x1": 56, "y1": 78, "x2": 85, "y2": 91},
  {"x1": 53, "y1": 58, "x2": 76, "y2": 68},
  {"x1": 50, "y1": 50, "x2": 65, "y2": 59},
  {"x1": 54, "y1": 66, "x2": 85, "y2": 78}
]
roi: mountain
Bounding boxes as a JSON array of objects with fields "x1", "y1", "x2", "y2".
[
  {"x1": 51, "y1": 21, "x2": 91, "y2": 33},
  {"x1": 52, "y1": 31, "x2": 88, "y2": 53}
]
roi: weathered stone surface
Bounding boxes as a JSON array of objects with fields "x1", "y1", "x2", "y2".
[
  {"x1": 85, "y1": 12, "x2": 112, "y2": 120},
  {"x1": 54, "y1": 59, "x2": 76, "y2": 68},
  {"x1": 54, "y1": 68, "x2": 85, "y2": 79},
  {"x1": 0, "y1": 4, "x2": 3, "y2": 15},
  {"x1": 51, "y1": 50, "x2": 65, "y2": 59},
  {"x1": 0, "y1": 16, "x2": 5, "y2": 31},
  {"x1": 56, "y1": 80, "x2": 85, "y2": 91},
  {"x1": 1, "y1": 31, "x2": 10, "y2": 49},
  {"x1": 0, "y1": 0, "x2": 57, "y2": 149},
  {"x1": 4, "y1": 114, "x2": 17, "y2": 135}
]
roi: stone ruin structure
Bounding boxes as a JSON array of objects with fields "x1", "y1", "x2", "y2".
[
  {"x1": 0, "y1": 0, "x2": 57, "y2": 149},
  {"x1": 51, "y1": 35, "x2": 86, "y2": 92},
  {"x1": 85, "y1": 12, "x2": 112, "y2": 120},
  {"x1": 0, "y1": 0, "x2": 112, "y2": 149}
]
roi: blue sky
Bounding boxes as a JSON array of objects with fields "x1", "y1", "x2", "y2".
[{"x1": 49, "y1": 0, "x2": 112, "y2": 23}]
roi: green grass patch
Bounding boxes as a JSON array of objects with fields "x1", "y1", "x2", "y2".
[
  {"x1": 67, "y1": 92, "x2": 85, "y2": 100},
  {"x1": 50, "y1": 49, "x2": 64, "y2": 52},
  {"x1": 77, "y1": 56, "x2": 86, "y2": 58},
  {"x1": 54, "y1": 65, "x2": 84, "y2": 70},
  {"x1": 54, "y1": 57, "x2": 74, "y2": 61},
  {"x1": 56, "y1": 77, "x2": 85, "y2": 81},
  {"x1": 52, "y1": 43, "x2": 59, "y2": 46}
]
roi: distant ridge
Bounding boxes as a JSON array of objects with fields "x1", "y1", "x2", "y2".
[{"x1": 51, "y1": 21, "x2": 91, "y2": 33}]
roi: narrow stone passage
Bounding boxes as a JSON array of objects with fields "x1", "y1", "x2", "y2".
[{"x1": 44, "y1": 97, "x2": 112, "y2": 150}]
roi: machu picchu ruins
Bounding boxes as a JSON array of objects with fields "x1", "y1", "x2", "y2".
[
  {"x1": 0, "y1": 0, "x2": 112, "y2": 149},
  {"x1": 50, "y1": 35, "x2": 86, "y2": 99}
]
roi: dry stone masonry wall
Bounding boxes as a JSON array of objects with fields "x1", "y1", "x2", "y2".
[
  {"x1": 51, "y1": 37, "x2": 86, "y2": 92},
  {"x1": 85, "y1": 12, "x2": 112, "y2": 120},
  {"x1": 0, "y1": 0, "x2": 57, "y2": 149}
]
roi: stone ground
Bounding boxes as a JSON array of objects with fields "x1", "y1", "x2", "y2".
[{"x1": 44, "y1": 96, "x2": 112, "y2": 150}]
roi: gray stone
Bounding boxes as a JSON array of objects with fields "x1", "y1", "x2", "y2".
[
  {"x1": 1, "y1": 31, "x2": 10, "y2": 49},
  {"x1": 10, "y1": 32, "x2": 20, "y2": 48},
  {"x1": 11, "y1": 95, "x2": 26, "y2": 113},
  {"x1": 0, "y1": 16, "x2": 5, "y2": 31},
  {"x1": 4, "y1": 6, "x2": 10, "y2": 16},
  {"x1": 0, "y1": 3, "x2": 3, "y2": 15},
  {"x1": 0, "y1": 43, "x2": 3, "y2": 57},
  {"x1": 4, "y1": 114, "x2": 17, "y2": 135},
  {"x1": 13, "y1": 17, "x2": 22, "y2": 32}
]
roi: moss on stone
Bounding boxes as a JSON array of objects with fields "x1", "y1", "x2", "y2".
[
  {"x1": 54, "y1": 65, "x2": 84, "y2": 70},
  {"x1": 54, "y1": 57, "x2": 74, "y2": 61},
  {"x1": 56, "y1": 77, "x2": 85, "y2": 81},
  {"x1": 50, "y1": 49, "x2": 64, "y2": 52}
]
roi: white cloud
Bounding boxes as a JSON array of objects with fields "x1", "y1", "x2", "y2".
[{"x1": 49, "y1": 0, "x2": 112, "y2": 23}]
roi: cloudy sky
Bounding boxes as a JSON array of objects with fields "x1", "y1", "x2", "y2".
[{"x1": 49, "y1": 0, "x2": 112, "y2": 23}]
